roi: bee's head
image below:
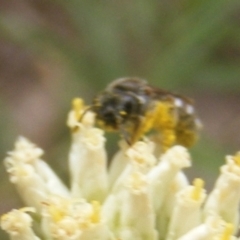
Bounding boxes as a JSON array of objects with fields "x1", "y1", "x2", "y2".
[{"x1": 92, "y1": 91, "x2": 139, "y2": 131}]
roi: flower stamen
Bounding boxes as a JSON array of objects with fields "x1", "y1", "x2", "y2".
[
  {"x1": 72, "y1": 98, "x2": 84, "y2": 121},
  {"x1": 90, "y1": 201, "x2": 101, "y2": 223},
  {"x1": 220, "y1": 223, "x2": 234, "y2": 240},
  {"x1": 191, "y1": 178, "x2": 204, "y2": 201}
]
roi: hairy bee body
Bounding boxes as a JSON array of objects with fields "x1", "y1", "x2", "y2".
[{"x1": 91, "y1": 78, "x2": 201, "y2": 149}]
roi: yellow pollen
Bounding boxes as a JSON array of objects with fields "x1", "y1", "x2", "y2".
[
  {"x1": 48, "y1": 205, "x2": 66, "y2": 222},
  {"x1": 161, "y1": 129, "x2": 176, "y2": 152},
  {"x1": 191, "y1": 178, "x2": 204, "y2": 201},
  {"x1": 154, "y1": 102, "x2": 177, "y2": 151},
  {"x1": 220, "y1": 223, "x2": 234, "y2": 240},
  {"x1": 156, "y1": 102, "x2": 176, "y2": 128},
  {"x1": 233, "y1": 152, "x2": 240, "y2": 166},
  {"x1": 134, "y1": 155, "x2": 145, "y2": 164},
  {"x1": 90, "y1": 201, "x2": 101, "y2": 223},
  {"x1": 72, "y1": 98, "x2": 84, "y2": 120},
  {"x1": 119, "y1": 110, "x2": 127, "y2": 116}
]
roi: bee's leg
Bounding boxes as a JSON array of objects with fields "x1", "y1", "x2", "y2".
[
  {"x1": 119, "y1": 123, "x2": 132, "y2": 145},
  {"x1": 130, "y1": 118, "x2": 142, "y2": 144},
  {"x1": 129, "y1": 114, "x2": 155, "y2": 145},
  {"x1": 118, "y1": 118, "x2": 143, "y2": 145},
  {"x1": 79, "y1": 105, "x2": 96, "y2": 122}
]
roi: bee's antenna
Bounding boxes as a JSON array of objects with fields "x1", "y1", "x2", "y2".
[{"x1": 79, "y1": 105, "x2": 95, "y2": 122}]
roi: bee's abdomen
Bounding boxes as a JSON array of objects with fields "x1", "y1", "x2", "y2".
[{"x1": 173, "y1": 97, "x2": 201, "y2": 147}]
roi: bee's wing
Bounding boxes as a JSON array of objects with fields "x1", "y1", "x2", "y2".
[
  {"x1": 107, "y1": 77, "x2": 147, "y2": 93},
  {"x1": 146, "y1": 84, "x2": 193, "y2": 104}
]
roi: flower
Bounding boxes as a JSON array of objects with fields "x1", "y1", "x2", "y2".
[{"x1": 1, "y1": 98, "x2": 240, "y2": 240}]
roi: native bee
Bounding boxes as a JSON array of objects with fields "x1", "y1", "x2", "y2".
[{"x1": 87, "y1": 77, "x2": 201, "y2": 150}]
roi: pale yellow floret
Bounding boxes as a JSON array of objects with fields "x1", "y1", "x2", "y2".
[
  {"x1": 1, "y1": 207, "x2": 35, "y2": 223},
  {"x1": 5, "y1": 137, "x2": 70, "y2": 201},
  {"x1": 69, "y1": 120, "x2": 108, "y2": 201},
  {"x1": 203, "y1": 152, "x2": 240, "y2": 232},
  {"x1": 90, "y1": 201, "x2": 101, "y2": 224},
  {"x1": 191, "y1": 178, "x2": 204, "y2": 201},
  {"x1": 108, "y1": 140, "x2": 130, "y2": 188},
  {"x1": 225, "y1": 153, "x2": 240, "y2": 176},
  {"x1": 1, "y1": 207, "x2": 38, "y2": 240},
  {"x1": 3, "y1": 96, "x2": 240, "y2": 240},
  {"x1": 165, "y1": 178, "x2": 206, "y2": 240},
  {"x1": 3, "y1": 160, "x2": 50, "y2": 211},
  {"x1": 126, "y1": 141, "x2": 156, "y2": 172},
  {"x1": 6, "y1": 137, "x2": 44, "y2": 164},
  {"x1": 220, "y1": 223, "x2": 234, "y2": 240},
  {"x1": 67, "y1": 98, "x2": 95, "y2": 129},
  {"x1": 41, "y1": 196, "x2": 104, "y2": 239},
  {"x1": 42, "y1": 197, "x2": 70, "y2": 223},
  {"x1": 146, "y1": 145, "x2": 191, "y2": 216},
  {"x1": 81, "y1": 128, "x2": 105, "y2": 149},
  {"x1": 177, "y1": 215, "x2": 227, "y2": 240},
  {"x1": 160, "y1": 145, "x2": 191, "y2": 168},
  {"x1": 110, "y1": 141, "x2": 155, "y2": 193},
  {"x1": 126, "y1": 171, "x2": 147, "y2": 193},
  {"x1": 232, "y1": 152, "x2": 240, "y2": 167},
  {"x1": 75, "y1": 201, "x2": 102, "y2": 229},
  {"x1": 7, "y1": 163, "x2": 29, "y2": 181},
  {"x1": 47, "y1": 204, "x2": 66, "y2": 223},
  {"x1": 50, "y1": 218, "x2": 81, "y2": 240}
]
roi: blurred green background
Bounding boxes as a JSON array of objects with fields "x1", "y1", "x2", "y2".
[{"x1": 0, "y1": 0, "x2": 240, "y2": 238}]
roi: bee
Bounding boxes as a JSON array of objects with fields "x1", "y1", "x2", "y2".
[{"x1": 86, "y1": 77, "x2": 201, "y2": 150}]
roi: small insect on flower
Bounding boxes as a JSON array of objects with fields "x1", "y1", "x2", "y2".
[{"x1": 84, "y1": 77, "x2": 201, "y2": 150}]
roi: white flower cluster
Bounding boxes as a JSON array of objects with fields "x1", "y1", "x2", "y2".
[{"x1": 1, "y1": 98, "x2": 240, "y2": 240}]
